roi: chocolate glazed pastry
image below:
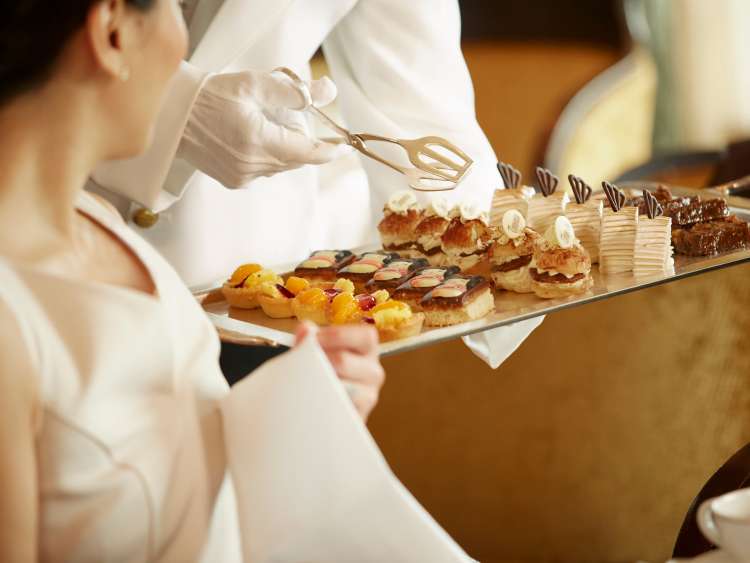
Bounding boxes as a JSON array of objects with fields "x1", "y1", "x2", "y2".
[
  {"x1": 294, "y1": 250, "x2": 355, "y2": 283},
  {"x1": 421, "y1": 275, "x2": 495, "y2": 327},
  {"x1": 365, "y1": 258, "x2": 429, "y2": 292},
  {"x1": 391, "y1": 266, "x2": 461, "y2": 310},
  {"x1": 337, "y1": 252, "x2": 400, "y2": 291},
  {"x1": 672, "y1": 216, "x2": 750, "y2": 256}
]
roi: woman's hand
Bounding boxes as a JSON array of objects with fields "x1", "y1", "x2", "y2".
[{"x1": 295, "y1": 323, "x2": 385, "y2": 421}]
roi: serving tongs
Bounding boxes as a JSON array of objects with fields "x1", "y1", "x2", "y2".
[{"x1": 275, "y1": 67, "x2": 473, "y2": 192}]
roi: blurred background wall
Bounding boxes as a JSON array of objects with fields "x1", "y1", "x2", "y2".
[{"x1": 359, "y1": 2, "x2": 750, "y2": 562}]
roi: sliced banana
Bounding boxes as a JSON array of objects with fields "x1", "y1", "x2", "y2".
[
  {"x1": 387, "y1": 190, "x2": 419, "y2": 213},
  {"x1": 501, "y1": 209, "x2": 526, "y2": 239},
  {"x1": 545, "y1": 215, "x2": 576, "y2": 249}
]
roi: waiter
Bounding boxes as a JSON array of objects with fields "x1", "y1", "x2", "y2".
[{"x1": 90, "y1": 0, "x2": 543, "y2": 369}]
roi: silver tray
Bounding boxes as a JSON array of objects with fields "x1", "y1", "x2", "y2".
[{"x1": 196, "y1": 185, "x2": 750, "y2": 356}]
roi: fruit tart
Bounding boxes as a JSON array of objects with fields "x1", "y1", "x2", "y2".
[
  {"x1": 291, "y1": 279, "x2": 355, "y2": 325},
  {"x1": 222, "y1": 263, "x2": 282, "y2": 309},
  {"x1": 368, "y1": 300, "x2": 425, "y2": 342},
  {"x1": 257, "y1": 276, "x2": 311, "y2": 319},
  {"x1": 294, "y1": 250, "x2": 355, "y2": 287},
  {"x1": 364, "y1": 258, "x2": 429, "y2": 293}
]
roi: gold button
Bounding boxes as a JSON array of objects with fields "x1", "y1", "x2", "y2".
[{"x1": 132, "y1": 208, "x2": 159, "y2": 228}]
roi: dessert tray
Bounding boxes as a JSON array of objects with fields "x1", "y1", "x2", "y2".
[{"x1": 195, "y1": 183, "x2": 750, "y2": 357}]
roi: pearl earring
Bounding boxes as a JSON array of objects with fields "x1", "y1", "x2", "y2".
[{"x1": 119, "y1": 66, "x2": 131, "y2": 82}]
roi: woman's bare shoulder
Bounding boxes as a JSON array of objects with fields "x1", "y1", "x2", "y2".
[{"x1": 0, "y1": 298, "x2": 38, "y2": 407}]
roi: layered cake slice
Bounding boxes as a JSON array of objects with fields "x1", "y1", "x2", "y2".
[
  {"x1": 633, "y1": 190, "x2": 674, "y2": 276},
  {"x1": 599, "y1": 182, "x2": 638, "y2": 274},
  {"x1": 564, "y1": 175, "x2": 603, "y2": 264},
  {"x1": 526, "y1": 167, "x2": 569, "y2": 233},
  {"x1": 490, "y1": 161, "x2": 537, "y2": 226}
]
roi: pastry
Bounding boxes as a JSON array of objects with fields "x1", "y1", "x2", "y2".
[
  {"x1": 440, "y1": 202, "x2": 496, "y2": 274},
  {"x1": 488, "y1": 209, "x2": 539, "y2": 293},
  {"x1": 598, "y1": 182, "x2": 638, "y2": 274},
  {"x1": 420, "y1": 275, "x2": 494, "y2": 327},
  {"x1": 564, "y1": 175, "x2": 603, "y2": 263},
  {"x1": 337, "y1": 252, "x2": 399, "y2": 293},
  {"x1": 257, "y1": 276, "x2": 310, "y2": 319},
  {"x1": 628, "y1": 185, "x2": 728, "y2": 226},
  {"x1": 526, "y1": 167, "x2": 569, "y2": 233},
  {"x1": 377, "y1": 190, "x2": 424, "y2": 256},
  {"x1": 294, "y1": 250, "x2": 355, "y2": 287},
  {"x1": 530, "y1": 216, "x2": 593, "y2": 299},
  {"x1": 222, "y1": 263, "x2": 282, "y2": 309},
  {"x1": 633, "y1": 190, "x2": 674, "y2": 276},
  {"x1": 369, "y1": 300, "x2": 425, "y2": 342},
  {"x1": 490, "y1": 161, "x2": 537, "y2": 226},
  {"x1": 390, "y1": 266, "x2": 461, "y2": 311},
  {"x1": 414, "y1": 197, "x2": 454, "y2": 266},
  {"x1": 291, "y1": 279, "x2": 355, "y2": 325},
  {"x1": 365, "y1": 258, "x2": 429, "y2": 293},
  {"x1": 672, "y1": 215, "x2": 750, "y2": 256}
]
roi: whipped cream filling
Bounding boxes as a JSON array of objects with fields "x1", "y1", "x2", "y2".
[{"x1": 386, "y1": 190, "x2": 420, "y2": 215}]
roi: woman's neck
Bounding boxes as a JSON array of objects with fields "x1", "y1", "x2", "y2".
[{"x1": 0, "y1": 87, "x2": 102, "y2": 262}]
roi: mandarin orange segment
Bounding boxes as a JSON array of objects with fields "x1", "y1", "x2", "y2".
[
  {"x1": 228, "y1": 263, "x2": 262, "y2": 286},
  {"x1": 285, "y1": 276, "x2": 310, "y2": 295},
  {"x1": 296, "y1": 287, "x2": 327, "y2": 307},
  {"x1": 330, "y1": 293, "x2": 361, "y2": 324}
]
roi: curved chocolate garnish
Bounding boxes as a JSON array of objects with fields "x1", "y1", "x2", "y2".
[
  {"x1": 568, "y1": 174, "x2": 593, "y2": 204},
  {"x1": 642, "y1": 189, "x2": 664, "y2": 219},
  {"x1": 535, "y1": 167, "x2": 559, "y2": 197},
  {"x1": 602, "y1": 181, "x2": 626, "y2": 212},
  {"x1": 497, "y1": 161, "x2": 521, "y2": 189}
]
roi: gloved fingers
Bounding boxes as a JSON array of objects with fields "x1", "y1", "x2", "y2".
[
  {"x1": 309, "y1": 76, "x2": 338, "y2": 108},
  {"x1": 264, "y1": 120, "x2": 353, "y2": 164}
]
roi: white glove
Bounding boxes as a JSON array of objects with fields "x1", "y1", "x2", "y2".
[
  {"x1": 177, "y1": 70, "x2": 350, "y2": 188},
  {"x1": 462, "y1": 317, "x2": 545, "y2": 369}
]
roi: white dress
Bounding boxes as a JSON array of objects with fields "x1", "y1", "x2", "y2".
[{"x1": 0, "y1": 192, "x2": 242, "y2": 562}]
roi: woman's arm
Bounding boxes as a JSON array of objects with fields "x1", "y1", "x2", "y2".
[{"x1": 0, "y1": 304, "x2": 40, "y2": 561}]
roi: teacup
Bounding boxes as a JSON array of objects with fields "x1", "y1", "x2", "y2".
[{"x1": 698, "y1": 488, "x2": 750, "y2": 561}]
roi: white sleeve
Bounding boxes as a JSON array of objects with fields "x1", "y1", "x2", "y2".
[
  {"x1": 90, "y1": 62, "x2": 209, "y2": 212},
  {"x1": 321, "y1": 0, "x2": 499, "y2": 217}
]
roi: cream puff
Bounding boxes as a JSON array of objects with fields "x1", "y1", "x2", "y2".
[
  {"x1": 377, "y1": 190, "x2": 424, "y2": 256},
  {"x1": 440, "y1": 202, "x2": 496, "y2": 274},
  {"x1": 488, "y1": 209, "x2": 539, "y2": 293},
  {"x1": 413, "y1": 197, "x2": 454, "y2": 265},
  {"x1": 420, "y1": 275, "x2": 494, "y2": 327},
  {"x1": 222, "y1": 263, "x2": 283, "y2": 309},
  {"x1": 530, "y1": 216, "x2": 593, "y2": 299},
  {"x1": 294, "y1": 250, "x2": 355, "y2": 287}
]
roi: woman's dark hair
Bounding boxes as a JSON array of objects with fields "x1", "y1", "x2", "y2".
[{"x1": 0, "y1": 0, "x2": 155, "y2": 104}]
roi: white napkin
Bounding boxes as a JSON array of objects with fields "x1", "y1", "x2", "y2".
[
  {"x1": 221, "y1": 335, "x2": 472, "y2": 563},
  {"x1": 462, "y1": 316, "x2": 545, "y2": 369}
]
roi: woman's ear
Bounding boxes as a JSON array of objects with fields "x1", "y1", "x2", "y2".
[{"x1": 86, "y1": 0, "x2": 130, "y2": 81}]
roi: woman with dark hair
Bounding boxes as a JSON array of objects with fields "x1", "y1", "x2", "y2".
[{"x1": 0, "y1": 1, "x2": 384, "y2": 560}]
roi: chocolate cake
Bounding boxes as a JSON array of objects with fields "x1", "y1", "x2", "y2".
[
  {"x1": 627, "y1": 186, "x2": 728, "y2": 226},
  {"x1": 672, "y1": 216, "x2": 750, "y2": 256}
]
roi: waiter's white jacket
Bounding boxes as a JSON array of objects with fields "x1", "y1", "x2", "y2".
[{"x1": 92, "y1": 0, "x2": 541, "y2": 365}]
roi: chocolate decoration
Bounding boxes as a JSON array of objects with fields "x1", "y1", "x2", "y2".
[
  {"x1": 497, "y1": 161, "x2": 521, "y2": 189},
  {"x1": 535, "y1": 167, "x2": 559, "y2": 197},
  {"x1": 642, "y1": 189, "x2": 664, "y2": 219},
  {"x1": 568, "y1": 174, "x2": 593, "y2": 204},
  {"x1": 602, "y1": 181, "x2": 626, "y2": 212}
]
